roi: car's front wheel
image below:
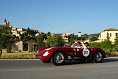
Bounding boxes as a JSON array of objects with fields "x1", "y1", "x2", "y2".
[
  {"x1": 93, "y1": 52, "x2": 104, "y2": 63},
  {"x1": 52, "y1": 51, "x2": 66, "y2": 65}
]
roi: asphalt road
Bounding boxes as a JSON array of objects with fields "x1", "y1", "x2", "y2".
[{"x1": 0, "y1": 57, "x2": 118, "y2": 79}]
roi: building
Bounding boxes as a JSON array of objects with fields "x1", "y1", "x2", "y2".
[
  {"x1": 17, "y1": 28, "x2": 26, "y2": 35},
  {"x1": 13, "y1": 41, "x2": 38, "y2": 52},
  {"x1": 13, "y1": 41, "x2": 23, "y2": 52},
  {"x1": 3, "y1": 18, "x2": 9, "y2": 26},
  {"x1": 78, "y1": 32, "x2": 81, "y2": 37},
  {"x1": 62, "y1": 33, "x2": 71, "y2": 37},
  {"x1": 62, "y1": 37, "x2": 68, "y2": 42},
  {"x1": 61, "y1": 33, "x2": 71, "y2": 42},
  {"x1": 35, "y1": 32, "x2": 45, "y2": 36},
  {"x1": 3, "y1": 18, "x2": 12, "y2": 27},
  {"x1": 98, "y1": 28, "x2": 118, "y2": 43}
]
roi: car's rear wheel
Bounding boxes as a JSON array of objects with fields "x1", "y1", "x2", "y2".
[
  {"x1": 93, "y1": 52, "x2": 103, "y2": 63},
  {"x1": 52, "y1": 51, "x2": 66, "y2": 65}
]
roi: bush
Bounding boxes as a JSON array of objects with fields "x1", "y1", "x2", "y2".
[
  {"x1": 114, "y1": 36, "x2": 118, "y2": 52},
  {"x1": 0, "y1": 52, "x2": 35, "y2": 59},
  {"x1": 89, "y1": 42, "x2": 101, "y2": 48},
  {"x1": 89, "y1": 40, "x2": 114, "y2": 56}
]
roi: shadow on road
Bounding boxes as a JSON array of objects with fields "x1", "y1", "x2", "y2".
[
  {"x1": 0, "y1": 57, "x2": 118, "y2": 67},
  {"x1": 62, "y1": 57, "x2": 118, "y2": 65},
  {"x1": 103, "y1": 57, "x2": 118, "y2": 63},
  {"x1": 64, "y1": 60, "x2": 90, "y2": 65}
]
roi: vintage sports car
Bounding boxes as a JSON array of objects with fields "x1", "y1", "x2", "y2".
[{"x1": 36, "y1": 46, "x2": 106, "y2": 65}]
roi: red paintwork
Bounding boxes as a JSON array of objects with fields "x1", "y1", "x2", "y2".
[{"x1": 36, "y1": 46, "x2": 106, "y2": 61}]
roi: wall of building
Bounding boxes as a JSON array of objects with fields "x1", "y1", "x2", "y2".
[
  {"x1": 99, "y1": 31, "x2": 118, "y2": 43},
  {"x1": 78, "y1": 32, "x2": 81, "y2": 37},
  {"x1": 13, "y1": 41, "x2": 23, "y2": 52}
]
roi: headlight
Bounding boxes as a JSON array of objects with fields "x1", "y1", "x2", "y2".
[{"x1": 43, "y1": 51, "x2": 49, "y2": 56}]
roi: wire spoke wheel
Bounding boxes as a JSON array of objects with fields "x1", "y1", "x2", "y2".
[
  {"x1": 52, "y1": 52, "x2": 65, "y2": 65},
  {"x1": 54, "y1": 53, "x2": 64, "y2": 63},
  {"x1": 93, "y1": 52, "x2": 103, "y2": 63}
]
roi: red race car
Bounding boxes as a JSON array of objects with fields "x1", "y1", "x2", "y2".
[{"x1": 36, "y1": 46, "x2": 106, "y2": 65}]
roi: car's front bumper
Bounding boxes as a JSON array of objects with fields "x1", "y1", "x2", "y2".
[{"x1": 36, "y1": 50, "x2": 51, "y2": 61}]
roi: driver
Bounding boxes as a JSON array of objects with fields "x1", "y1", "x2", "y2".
[
  {"x1": 83, "y1": 42, "x2": 89, "y2": 49},
  {"x1": 71, "y1": 42, "x2": 82, "y2": 48}
]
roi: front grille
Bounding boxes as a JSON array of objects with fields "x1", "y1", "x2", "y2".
[{"x1": 36, "y1": 55, "x2": 42, "y2": 59}]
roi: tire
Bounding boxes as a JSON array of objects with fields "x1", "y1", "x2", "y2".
[
  {"x1": 42, "y1": 60, "x2": 50, "y2": 63},
  {"x1": 93, "y1": 52, "x2": 104, "y2": 63},
  {"x1": 52, "y1": 51, "x2": 66, "y2": 66}
]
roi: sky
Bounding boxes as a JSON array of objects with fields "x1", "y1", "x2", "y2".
[{"x1": 0, "y1": 0, "x2": 118, "y2": 35}]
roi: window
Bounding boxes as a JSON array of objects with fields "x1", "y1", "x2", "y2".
[
  {"x1": 110, "y1": 33, "x2": 112, "y2": 37},
  {"x1": 116, "y1": 33, "x2": 118, "y2": 37},
  {"x1": 107, "y1": 33, "x2": 112, "y2": 38},
  {"x1": 108, "y1": 33, "x2": 111, "y2": 37}
]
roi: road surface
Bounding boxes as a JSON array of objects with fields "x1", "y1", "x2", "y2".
[{"x1": 0, "y1": 57, "x2": 118, "y2": 79}]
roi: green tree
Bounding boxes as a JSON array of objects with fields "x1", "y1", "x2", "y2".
[
  {"x1": 89, "y1": 39, "x2": 113, "y2": 55},
  {"x1": 0, "y1": 25, "x2": 16, "y2": 53},
  {"x1": 27, "y1": 27, "x2": 37, "y2": 37},
  {"x1": 77, "y1": 37, "x2": 85, "y2": 40},
  {"x1": 100, "y1": 40, "x2": 113, "y2": 55},
  {"x1": 83, "y1": 33, "x2": 88, "y2": 40},
  {"x1": 89, "y1": 36, "x2": 98, "y2": 42},
  {"x1": 114, "y1": 36, "x2": 118, "y2": 51},
  {"x1": 42, "y1": 34, "x2": 48, "y2": 40},
  {"x1": 68, "y1": 34, "x2": 76, "y2": 45},
  {"x1": 36, "y1": 35, "x2": 45, "y2": 49},
  {"x1": 89, "y1": 42, "x2": 101, "y2": 48},
  {"x1": 20, "y1": 32, "x2": 30, "y2": 42},
  {"x1": 46, "y1": 34, "x2": 65, "y2": 47},
  {"x1": 20, "y1": 27, "x2": 37, "y2": 42},
  {"x1": 100, "y1": 40, "x2": 113, "y2": 50},
  {"x1": 107, "y1": 33, "x2": 110, "y2": 40},
  {"x1": 47, "y1": 32, "x2": 51, "y2": 37}
]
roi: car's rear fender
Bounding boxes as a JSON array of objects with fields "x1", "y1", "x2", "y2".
[{"x1": 91, "y1": 48, "x2": 106, "y2": 60}]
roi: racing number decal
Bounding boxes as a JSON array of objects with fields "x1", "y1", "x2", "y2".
[{"x1": 83, "y1": 49, "x2": 90, "y2": 57}]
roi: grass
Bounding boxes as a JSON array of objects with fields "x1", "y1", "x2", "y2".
[
  {"x1": 0, "y1": 52, "x2": 36, "y2": 59},
  {"x1": 109, "y1": 52, "x2": 118, "y2": 57},
  {"x1": 0, "y1": 49, "x2": 118, "y2": 59}
]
